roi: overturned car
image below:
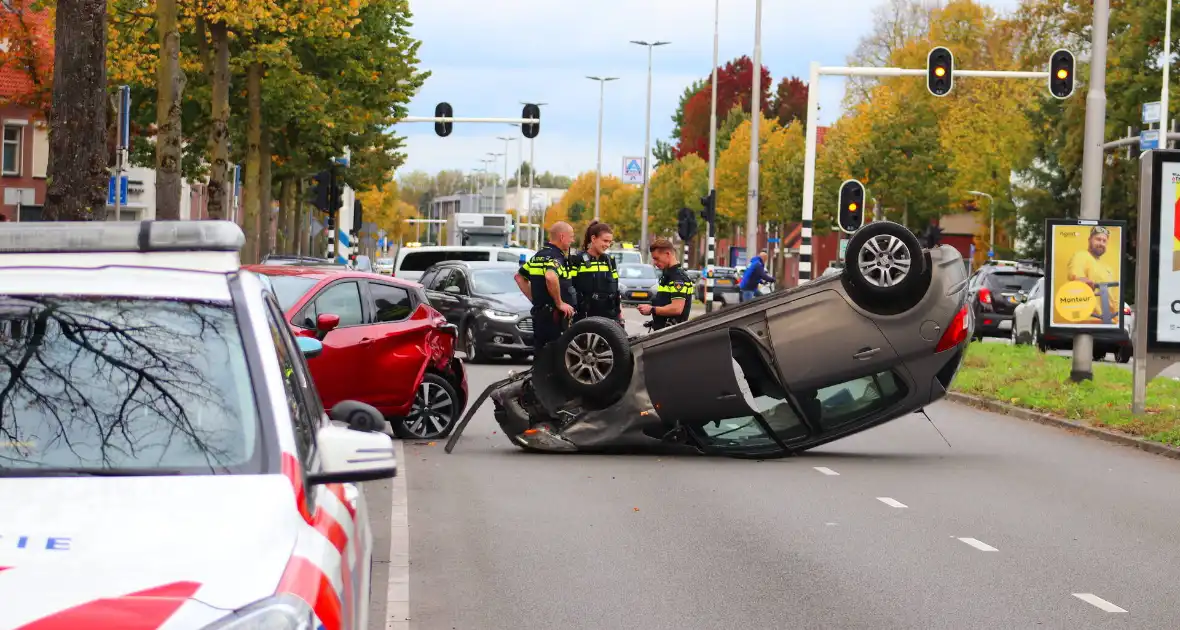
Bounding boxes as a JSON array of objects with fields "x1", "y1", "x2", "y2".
[{"x1": 446, "y1": 222, "x2": 974, "y2": 458}]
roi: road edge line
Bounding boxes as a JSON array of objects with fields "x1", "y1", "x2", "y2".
[
  {"x1": 945, "y1": 391, "x2": 1180, "y2": 461},
  {"x1": 385, "y1": 439, "x2": 410, "y2": 630}
]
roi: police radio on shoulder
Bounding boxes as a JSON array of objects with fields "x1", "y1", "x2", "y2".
[{"x1": 0, "y1": 220, "x2": 245, "y2": 253}]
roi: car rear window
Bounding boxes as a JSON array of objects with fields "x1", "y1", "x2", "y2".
[
  {"x1": 400, "y1": 250, "x2": 491, "y2": 271},
  {"x1": 266, "y1": 275, "x2": 319, "y2": 312},
  {"x1": 0, "y1": 297, "x2": 259, "y2": 474},
  {"x1": 986, "y1": 272, "x2": 1041, "y2": 292}
]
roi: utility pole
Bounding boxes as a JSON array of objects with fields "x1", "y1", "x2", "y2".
[
  {"x1": 521, "y1": 101, "x2": 547, "y2": 249},
  {"x1": 1071, "y1": 0, "x2": 1111, "y2": 383},
  {"x1": 631, "y1": 40, "x2": 670, "y2": 260},
  {"x1": 968, "y1": 190, "x2": 995, "y2": 258},
  {"x1": 496, "y1": 137, "x2": 515, "y2": 215},
  {"x1": 704, "y1": 0, "x2": 720, "y2": 313},
  {"x1": 587, "y1": 76, "x2": 618, "y2": 220},
  {"x1": 745, "y1": 0, "x2": 764, "y2": 264},
  {"x1": 486, "y1": 152, "x2": 503, "y2": 213}
]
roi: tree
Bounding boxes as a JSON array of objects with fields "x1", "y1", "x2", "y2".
[
  {"x1": 714, "y1": 114, "x2": 786, "y2": 231},
  {"x1": 648, "y1": 154, "x2": 708, "y2": 238},
  {"x1": 0, "y1": 0, "x2": 54, "y2": 119},
  {"x1": 544, "y1": 171, "x2": 625, "y2": 237},
  {"x1": 155, "y1": 0, "x2": 184, "y2": 219},
  {"x1": 43, "y1": 0, "x2": 109, "y2": 220},
  {"x1": 843, "y1": 0, "x2": 934, "y2": 106},
  {"x1": 770, "y1": 76, "x2": 808, "y2": 128},
  {"x1": 715, "y1": 103, "x2": 750, "y2": 155},
  {"x1": 675, "y1": 56, "x2": 772, "y2": 162}
]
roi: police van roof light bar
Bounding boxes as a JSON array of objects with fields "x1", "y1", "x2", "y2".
[{"x1": 0, "y1": 221, "x2": 246, "y2": 254}]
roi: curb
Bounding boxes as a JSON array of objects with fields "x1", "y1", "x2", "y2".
[{"x1": 945, "y1": 391, "x2": 1180, "y2": 461}]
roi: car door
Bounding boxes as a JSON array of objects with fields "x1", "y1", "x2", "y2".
[
  {"x1": 764, "y1": 288, "x2": 901, "y2": 392},
  {"x1": 263, "y1": 296, "x2": 370, "y2": 630},
  {"x1": 363, "y1": 280, "x2": 436, "y2": 412},
  {"x1": 429, "y1": 268, "x2": 466, "y2": 324},
  {"x1": 291, "y1": 279, "x2": 373, "y2": 409},
  {"x1": 1013, "y1": 278, "x2": 1042, "y2": 337}
]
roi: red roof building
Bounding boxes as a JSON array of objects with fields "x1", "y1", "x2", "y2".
[{"x1": 0, "y1": 2, "x2": 52, "y2": 220}]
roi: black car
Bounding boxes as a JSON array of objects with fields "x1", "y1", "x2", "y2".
[
  {"x1": 420, "y1": 261, "x2": 534, "y2": 363},
  {"x1": 695, "y1": 265, "x2": 742, "y2": 304},
  {"x1": 966, "y1": 261, "x2": 1043, "y2": 340}
]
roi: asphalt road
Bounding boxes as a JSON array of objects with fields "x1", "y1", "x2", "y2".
[{"x1": 363, "y1": 307, "x2": 1180, "y2": 629}]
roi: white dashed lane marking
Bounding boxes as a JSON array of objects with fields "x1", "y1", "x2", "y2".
[
  {"x1": 876, "y1": 497, "x2": 908, "y2": 508},
  {"x1": 813, "y1": 466, "x2": 840, "y2": 476},
  {"x1": 1073, "y1": 593, "x2": 1127, "y2": 613},
  {"x1": 957, "y1": 537, "x2": 998, "y2": 552}
]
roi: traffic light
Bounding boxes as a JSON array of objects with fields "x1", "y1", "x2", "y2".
[
  {"x1": 310, "y1": 169, "x2": 331, "y2": 212},
  {"x1": 434, "y1": 102, "x2": 453, "y2": 137},
  {"x1": 699, "y1": 189, "x2": 716, "y2": 225},
  {"x1": 927, "y1": 46, "x2": 954, "y2": 97},
  {"x1": 1049, "y1": 49, "x2": 1075, "y2": 99},
  {"x1": 353, "y1": 199, "x2": 363, "y2": 234},
  {"x1": 328, "y1": 170, "x2": 343, "y2": 214},
  {"x1": 521, "y1": 103, "x2": 541, "y2": 139},
  {"x1": 837, "y1": 179, "x2": 866, "y2": 234},
  {"x1": 677, "y1": 207, "x2": 698, "y2": 241}
]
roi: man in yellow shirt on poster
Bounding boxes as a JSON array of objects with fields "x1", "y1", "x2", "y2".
[{"x1": 1066, "y1": 225, "x2": 1119, "y2": 325}]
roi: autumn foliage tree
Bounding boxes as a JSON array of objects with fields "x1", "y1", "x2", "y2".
[
  {"x1": 0, "y1": 0, "x2": 54, "y2": 118},
  {"x1": 675, "y1": 56, "x2": 772, "y2": 162}
]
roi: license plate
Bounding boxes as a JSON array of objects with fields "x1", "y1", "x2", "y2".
[
  {"x1": 717, "y1": 279, "x2": 732, "y2": 285},
  {"x1": 999, "y1": 320, "x2": 1012, "y2": 330},
  {"x1": 632, "y1": 292, "x2": 649, "y2": 298}
]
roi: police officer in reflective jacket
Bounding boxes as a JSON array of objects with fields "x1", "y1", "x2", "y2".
[
  {"x1": 514, "y1": 222, "x2": 577, "y2": 349},
  {"x1": 571, "y1": 220, "x2": 623, "y2": 326},
  {"x1": 637, "y1": 236, "x2": 694, "y2": 331}
]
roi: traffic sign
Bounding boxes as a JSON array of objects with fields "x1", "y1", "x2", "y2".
[
  {"x1": 768, "y1": 237, "x2": 780, "y2": 243},
  {"x1": 1143, "y1": 101, "x2": 1162, "y2": 124},
  {"x1": 1142, "y1": 130, "x2": 1161, "y2": 151},
  {"x1": 107, "y1": 175, "x2": 128, "y2": 206},
  {"x1": 621, "y1": 157, "x2": 645, "y2": 184},
  {"x1": 838, "y1": 238, "x2": 848, "y2": 259}
]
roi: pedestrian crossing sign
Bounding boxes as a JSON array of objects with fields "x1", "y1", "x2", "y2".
[{"x1": 622, "y1": 157, "x2": 645, "y2": 184}]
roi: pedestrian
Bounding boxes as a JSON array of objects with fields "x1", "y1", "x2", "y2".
[
  {"x1": 739, "y1": 250, "x2": 775, "y2": 302},
  {"x1": 514, "y1": 221, "x2": 577, "y2": 350},
  {"x1": 572, "y1": 220, "x2": 623, "y2": 326},
  {"x1": 637, "y1": 236, "x2": 693, "y2": 331}
]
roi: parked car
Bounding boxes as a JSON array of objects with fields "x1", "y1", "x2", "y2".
[
  {"x1": 419, "y1": 261, "x2": 534, "y2": 363},
  {"x1": 260, "y1": 254, "x2": 342, "y2": 268},
  {"x1": 0, "y1": 220, "x2": 394, "y2": 630},
  {"x1": 966, "y1": 260, "x2": 1043, "y2": 340},
  {"x1": 695, "y1": 265, "x2": 742, "y2": 304},
  {"x1": 245, "y1": 264, "x2": 468, "y2": 440},
  {"x1": 374, "y1": 257, "x2": 394, "y2": 275},
  {"x1": 350, "y1": 254, "x2": 374, "y2": 273},
  {"x1": 617, "y1": 263, "x2": 660, "y2": 304},
  {"x1": 392, "y1": 245, "x2": 534, "y2": 282},
  {"x1": 1010, "y1": 276, "x2": 1134, "y2": 362},
  {"x1": 607, "y1": 249, "x2": 643, "y2": 266},
  {"x1": 447, "y1": 221, "x2": 974, "y2": 458}
]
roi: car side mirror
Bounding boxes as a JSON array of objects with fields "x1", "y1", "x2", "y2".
[
  {"x1": 1018, "y1": 293, "x2": 1028, "y2": 303},
  {"x1": 443, "y1": 285, "x2": 462, "y2": 295},
  {"x1": 307, "y1": 422, "x2": 396, "y2": 485},
  {"x1": 328, "y1": 400, "x2": 385, "y2": 432},
  {"x1": 316, "y1": 313, "x2": 340, "y2": 339},
  {"x1": 296, "y1": 336, "x2": 323, "y2": 359}
]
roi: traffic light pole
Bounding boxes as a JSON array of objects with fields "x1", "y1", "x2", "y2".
[{"x1": 799, "y1": 63, "x2": 1054, "y2": 285}]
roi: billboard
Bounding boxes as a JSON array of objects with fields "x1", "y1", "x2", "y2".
[
  {"x1": 1042, "y1": 218, "x2": 1127, "y2": 332},
  {"x1": 622, "y1": 157, "x2": 645, "y2": 184},
  {"x1": 1150, "y1": 156, "x2": 1180, "y2": 348}
]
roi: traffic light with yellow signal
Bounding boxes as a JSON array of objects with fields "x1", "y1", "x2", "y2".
[
  {"x1": 837, "y1": 179, "x2": 866, "y2": 234},
  {"x1": 927, "y1": 46, "x2": 954, "y2": 97},
  {"x1": 1049, "y1": 49, "x2": 1075, "y2": 99}
]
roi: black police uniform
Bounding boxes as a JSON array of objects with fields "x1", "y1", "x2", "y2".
[
  {"x1": 571, "y1": 252, "x2": 622, "y2": 324},
  {"x1": 517, "y1": 242, "x2": 577, "y2": 349},
  {"x1": 649, "y1": 264, "x2": 694, "y2": 331}
]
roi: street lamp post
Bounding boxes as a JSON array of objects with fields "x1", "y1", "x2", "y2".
[
  {"x1": 631, "y1": 40, "x2": 670, "y2": 260},
  {"x1": 745, "y1": 0, "x2": 764, "y2": 263},
  {"x1": 704, "y1": 0, "x2": 720, "y2": 313},
  {"x1": 479, "y1": 158, "x2": 495, "y2": 212},
  {"x1": 967, "y1": 190, "x2": 995, "y2": 258},
  {"x1": 496, "y1": 137, "x2": 516, "y2": 215},
  {"x1": 587, "y1": 76, "x2": 619, "y2": 220},
  {"x1": 486, "y1": 152, "x2": 503, "y2": 213},
  {"x1": 521, "y1": 101, "x2": 548, "y2": 249}
]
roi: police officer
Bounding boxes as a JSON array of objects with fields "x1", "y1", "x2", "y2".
[
  {"x1": 515, "y1": 221, "x2": 577, "y2": 350},
  {"x1": 572, "y1": 220, "x2": 623, "y2": 326},
  {"x1": 637, "y1": 236, "x2": 693, "y2": 331}
]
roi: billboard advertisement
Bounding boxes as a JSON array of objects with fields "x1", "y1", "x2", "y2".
[
  {"x1": 1042, "y1": 219, "x2": 1127, "y2": 332},
  {"x1": 1151, "y1": 158, "x2": 1180, "y2": 347}
]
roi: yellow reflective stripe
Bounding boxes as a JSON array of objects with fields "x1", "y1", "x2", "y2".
[
  {"x1": 612, "y1": 271, "x2": 619, "y2": 279},
  {"x1": 657, "y1": 283, "x2": 694, "y2": 294}
]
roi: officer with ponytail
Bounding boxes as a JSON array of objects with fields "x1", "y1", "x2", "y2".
[{"x1": 572, "y1": 220, "x2": 623, "y2": 326}]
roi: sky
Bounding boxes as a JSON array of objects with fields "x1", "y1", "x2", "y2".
[{"x1": 395, "y1": 0, "x2": 1022, "y2": 181}]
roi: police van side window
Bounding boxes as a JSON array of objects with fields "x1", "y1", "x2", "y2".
[{"x1": 262, "y1": 298, "x2": 318, "y2": 470}]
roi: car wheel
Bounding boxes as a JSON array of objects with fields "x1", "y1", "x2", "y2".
[
  {"x1": 845, "y1": 221, "x2": 927, "y2": 297},
  {"x1": 1032, "y1": 319, "x2": 1047, "y2": 353},
  {"x1": 461, "y1": 321, "x2": 482, "y2": 364},
  {"x1": 555, "y1": 316, "x2": 633, "y2": 403},
  {"x1": 392, "y1": 373, "x2": 459, "y2": 440},
  {"x1": 1092, "y1": 346, "x2": 1107, "y2": 362},
  {"x1": 1116, "y1": 346, "x2": 1132, "y2": 363}
]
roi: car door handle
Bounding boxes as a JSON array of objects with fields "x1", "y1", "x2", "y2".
[{"x1": 854, "y1": 347, "x2": 880, "y2": 360}]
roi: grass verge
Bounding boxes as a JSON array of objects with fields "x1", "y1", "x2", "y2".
[{"x1": 953, "y1": 343, "x2": 1180, "y2": 446}]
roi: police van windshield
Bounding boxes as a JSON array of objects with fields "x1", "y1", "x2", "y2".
[{"x1": 0, "y1": 297, "x2": 259, "y2": 475}]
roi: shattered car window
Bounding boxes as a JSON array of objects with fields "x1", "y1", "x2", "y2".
[{"x1": 799, "y1": 371, "x2": 906, "y2": 430}]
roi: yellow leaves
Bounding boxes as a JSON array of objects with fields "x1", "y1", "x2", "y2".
[{"x1": 715, "y1": 113, "x2": 797, "y2": 226}]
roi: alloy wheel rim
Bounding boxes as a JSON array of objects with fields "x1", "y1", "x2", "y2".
[
  {"x1": 564, "y1": 332, "x2": 614, "y2": 385},
  {"x1": 406, "y1": 381, "x2": 455, "y2": 438},
  {"x1": 857, "y1": 234, "x2": 913, "y2": 288}
]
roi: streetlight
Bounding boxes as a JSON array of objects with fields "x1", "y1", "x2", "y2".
[
  {"x1": 496, "y1": 137, "x2": 517, "y2": 216},
  {"x1": 521, "y1": 101, "x2": 548, "y2": 249},
  {"x1": 486, "y1": 151, "x2": 504, "y2": 213},
  {"x1": 587, "y1": 76, "x2": 619, "y2": 220},
  {"x1": 630, "y1": 40, "x2": 670, "y2": 260},
  {"x1": 704, "y1": 0, "x2": 720, "y2": 313},
  {"x1": 745, "y1": 0, "x2": 764, "y2": 263},
  {"x1": 478, "y1": 158, "x2": 495, "y2": 212},
  {"x1": 967, "y1": 190, "x2": 995, "y2": 258}
]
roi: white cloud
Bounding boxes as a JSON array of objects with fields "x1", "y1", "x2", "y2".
[{"x1": 396, "y1": 0, "x2": 1028, "y2": 178}]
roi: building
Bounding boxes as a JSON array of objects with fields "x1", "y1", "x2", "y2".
[
  {"x1": 0, "y1": 5, "x2": 51, "y2": 221},
  {"x1": 427, "y1": 186, "x2": 566, "y2": 246}
]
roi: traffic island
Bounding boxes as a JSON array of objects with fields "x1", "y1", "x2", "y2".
[{"x1": 950, "y1": 343, "x2": 1180, "y2": 456}]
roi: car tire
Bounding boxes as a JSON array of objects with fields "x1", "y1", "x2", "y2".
[
  {"x1": 1032, "y1": 319, "x2": 1047, "y2": 353},
  {"x1": 844, "y1": 221, "x2": 927, "y2": 298},
  {"x1": 1092, "y1": 346, "x2": 1107, "y2": 362},
  {"x1": 391, "y1": 373, "x2": 460, "y2": 440},
  {"x1": 554, "y1": 316, "x2": 633, "y2": 404},
  {"x1": 460, "y1": 321, "x2": 483, "y2": 364},
  {"x1": 1116, "y1": 346, "x2": 1132, "y2": 363}
]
